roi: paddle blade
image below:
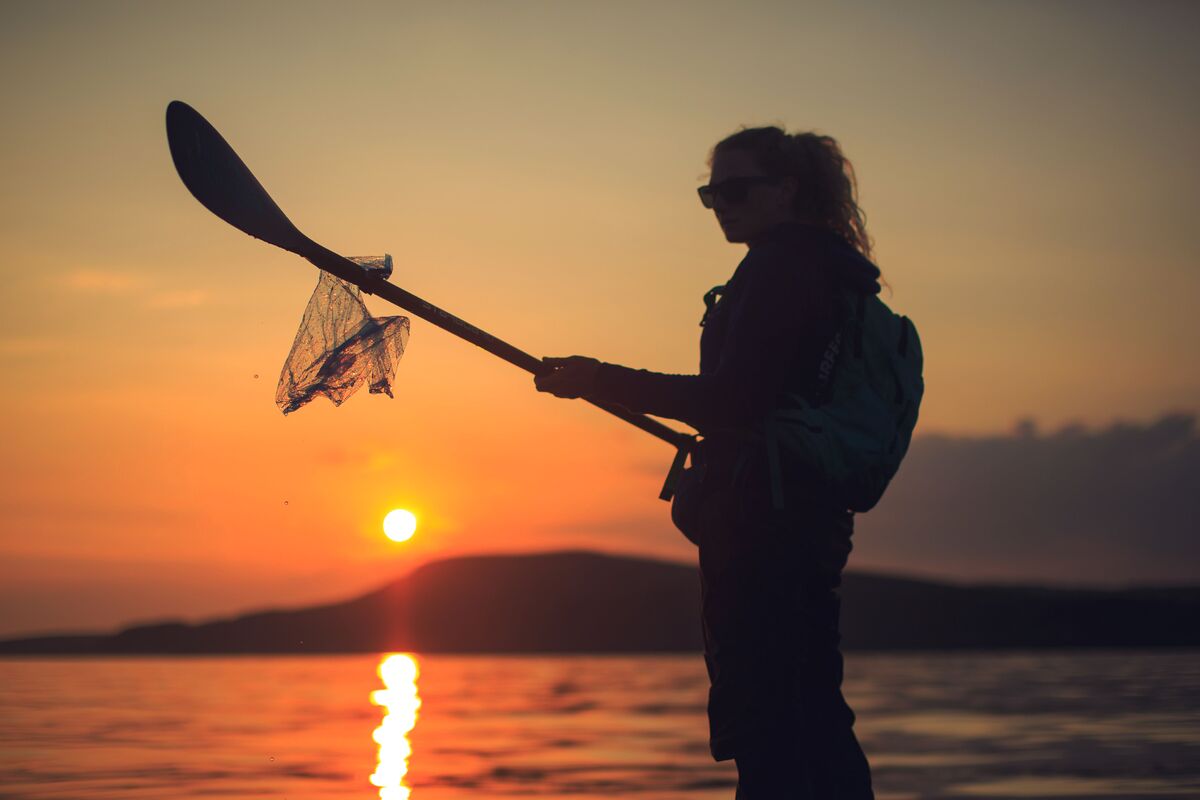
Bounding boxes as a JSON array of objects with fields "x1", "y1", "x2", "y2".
[{"x1": 166, "y1": 100, "x2": 311, "y2": 254}]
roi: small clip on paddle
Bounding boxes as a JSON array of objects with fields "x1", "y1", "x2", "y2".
[{"x1": 658, "y1": 441, "x2": 694, "y2": 501}]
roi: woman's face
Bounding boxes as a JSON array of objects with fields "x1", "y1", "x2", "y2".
[{"x1": 706, "y1": 148, "x2": 798, "y2": 245}]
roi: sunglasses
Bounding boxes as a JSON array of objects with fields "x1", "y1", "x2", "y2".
[{"x1": 697, "y1": 176, "x2": 779, "y2": 209}]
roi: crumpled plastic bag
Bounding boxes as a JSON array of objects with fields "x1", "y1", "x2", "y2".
[{"x1": 276, "y1": 255, "x2": 410, "y2": 414}]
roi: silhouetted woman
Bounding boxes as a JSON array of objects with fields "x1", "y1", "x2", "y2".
[{"x1": 535, "y1": 126, "x2": 879, "y2": 799}]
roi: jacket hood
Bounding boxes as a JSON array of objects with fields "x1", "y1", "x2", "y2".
[{"x1": 757, "y1": 221, "x2": 882, "y2": 295}]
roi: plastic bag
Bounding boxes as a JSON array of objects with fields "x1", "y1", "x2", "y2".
[{"x1": 276, "y1": 255, "x2": 410, "y2": 414}]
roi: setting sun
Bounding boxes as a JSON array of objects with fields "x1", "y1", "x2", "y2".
[{"x1": 383, "y1": 510, "x2": 418, "y2": 543}]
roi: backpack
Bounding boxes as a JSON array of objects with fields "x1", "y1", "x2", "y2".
[{"x1": 763, "y1": 290, "x2": 923, "y2": 513}]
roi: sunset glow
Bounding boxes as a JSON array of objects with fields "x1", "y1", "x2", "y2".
[
  {"x1": 1, "y1": 4, "x2": 1197, "y2": 800},
  {"x1": 0, "y1": 2, "x2": 1197, "y2": 638}
]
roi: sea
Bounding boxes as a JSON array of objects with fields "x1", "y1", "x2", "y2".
[{"x1": 0, "y1": 650, "x2": 1197, "y2": 799}]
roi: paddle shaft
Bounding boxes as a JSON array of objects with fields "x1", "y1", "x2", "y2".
[{"x1": 304, "y1": 242, "x2": 697, "y2": 464}]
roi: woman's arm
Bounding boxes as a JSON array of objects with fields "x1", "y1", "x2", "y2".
[{"x1": 555, "y1": 243, "x2": 841, "y2": 430}]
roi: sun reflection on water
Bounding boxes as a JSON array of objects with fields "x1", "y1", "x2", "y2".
[{"x1": 370, "y1": 653, "x2": 421, "y2": 799}]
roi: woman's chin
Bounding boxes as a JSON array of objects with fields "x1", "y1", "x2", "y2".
[{"x1": 720, "y1": 225, "x2": 747, "y2": 243}]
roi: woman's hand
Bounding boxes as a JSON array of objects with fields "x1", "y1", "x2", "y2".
[{"x1": 535, "y1": 356, "x2": 602, "y2": 399}]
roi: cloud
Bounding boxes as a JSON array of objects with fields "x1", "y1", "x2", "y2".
[
  {"x1": 518, "y1": 412, "x2": 1200, "y2": 587},
  {"x1": 58, "y1": 269, "x2": 143, "y2": 294},
  {"x1": 55, "y1": 270, "x2": 208, "y2": 309},
  {"x1": 856, "y1": 412, "x2": 1200, "y2": 586}
]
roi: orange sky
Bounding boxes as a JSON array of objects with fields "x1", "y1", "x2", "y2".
[{"x1": 1, "y1": 1, "x2": 1198, "y2": 636}]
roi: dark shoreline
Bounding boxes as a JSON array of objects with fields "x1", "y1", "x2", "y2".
[{"x1": 3, "y1": 551, "x2": 1197, "y2": 655}]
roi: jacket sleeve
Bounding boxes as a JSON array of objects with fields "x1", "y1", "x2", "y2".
[{"x1": 589, "y1": 243, "x2": 840, "y2": 430}]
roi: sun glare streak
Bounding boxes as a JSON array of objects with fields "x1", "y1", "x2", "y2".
[{"x1": 370, "y1": 653, "x2": 421, "y2": 799}]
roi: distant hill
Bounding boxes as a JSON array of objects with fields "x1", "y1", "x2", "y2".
[{"x1": 1, "y1": 551, "x2": 1197, "y2": 654}]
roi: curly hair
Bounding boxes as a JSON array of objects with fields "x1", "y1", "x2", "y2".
[{"x1": 708, "y1": 126, "x2": 875, "y2": 261}]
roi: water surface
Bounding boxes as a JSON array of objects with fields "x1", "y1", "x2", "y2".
[{"x1": 1, "y1": 650, "x2": 1197, "y2": 799}]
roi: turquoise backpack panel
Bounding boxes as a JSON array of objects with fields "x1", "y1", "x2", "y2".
[{"x1": 765, "y1": 291, "x2": 924, "y2": 512}]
